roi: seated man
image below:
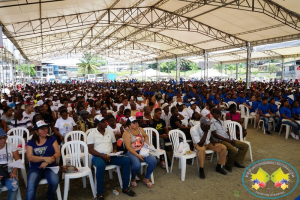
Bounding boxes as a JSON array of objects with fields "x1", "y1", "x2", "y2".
[
  {"x1": 211, "y1": 109, "x2": 248, "y2": 172},
  {"x1": 9, "y1": 109, "x2": 32, "y2": 132},
  {"x1": 258, "y1": 97, "x2": 272, "y2": 134},
  {"x1": 151, "y1": 108, "x2": 170, "y2": 169},
  {"x1": 76, "y1": 110, "x2": 94, "y2": 132},
  {"x1": 191, "y1": 116, "x2": 227, "y2": 179},
  {"x1": 87, "y1": 116, "x2": 135, "y2": 200}
]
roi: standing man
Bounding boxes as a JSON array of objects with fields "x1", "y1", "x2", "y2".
[
  {"x1": 211, "y1": 109, "x2": 248, "y2": 172},
  {"x1": 191, "y1": 116, "x2": 227, "y2": 179}
]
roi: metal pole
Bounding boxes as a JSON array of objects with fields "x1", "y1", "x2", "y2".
[
  {"x1": 220, "y1": 62, "x2": 223, "y2": 79},
  {"x1": 204, "y1": 51, "x2": 208, "y2": 83},
  {"x1": 176, "y1": 56, "x2": 180, "y2": 85},
  {"x1": 246, "y1": 42, "x2": 252, "y2": 88},
  {"x1": 236, "y1": 63, "x2": 238, "y2": 80},
  {"x1": 281, "y1": 56, "x2": 284, "y2": 81}
]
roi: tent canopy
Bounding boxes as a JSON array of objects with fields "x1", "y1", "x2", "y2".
[
  {"x1": 0, "y1": 0, "x2": 300, "y2": 63},
  {"x1": 190, "y1": 69, "x2": 228, "y2": 78},
  {"x1": 132, "y1": 68, "x2": 171, "y2": 78}
]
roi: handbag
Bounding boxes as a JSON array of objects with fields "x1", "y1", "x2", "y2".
[{"x1": 0, "y1": 145, "x2": 10, "y2": 178}]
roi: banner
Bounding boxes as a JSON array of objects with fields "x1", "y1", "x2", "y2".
[{"x1": 0, "y1": 25, "x2": 3, "y2": 48}]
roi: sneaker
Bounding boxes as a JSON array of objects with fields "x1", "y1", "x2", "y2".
[
  {"x1": 290, "y1": 132, "x2": 296, "y2": 139},
  {"x1": 160, "y1": 161, "x2": 166, "y2": 169},
  {"x1": 296, "y1": 135, "x2": 299, "y2": 140}
]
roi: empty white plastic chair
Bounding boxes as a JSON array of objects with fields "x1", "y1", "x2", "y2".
[
  {"x1": 61, "y1": 141, "x2": 96, "y2": 200},
  {"x1": 143, "y1": 127, "x2": 169, "y2": 173},
  {"x1": 169, "y1": 130, "x2": 197, "y2": 181},
  {"x1": 239, "y1": 105, "x2": 256, "y2": 129},
  {"x1": 64, "y1": 131, "x2": 87, "y2": 166},
  {"x1": 7, "y1": 127, "x2": 30, "y2": 141},
  {"x1": 225, "y1": 121, "x2": 253, "y2": 162}
]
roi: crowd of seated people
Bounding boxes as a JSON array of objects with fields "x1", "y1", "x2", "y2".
[{"x1": 0, "y1": 79, "x2": 299, "y2": 199}]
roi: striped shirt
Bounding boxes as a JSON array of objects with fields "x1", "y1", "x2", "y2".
[{"x1": 9, "y1": 117, "x2": 32, "y2": 129}]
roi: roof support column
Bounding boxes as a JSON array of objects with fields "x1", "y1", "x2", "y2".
[
  {"x1": 176, "y1": 55, "x2": 180, "y2": 85},
  {"x1": 236, "y1": 63, "x2": 238, "y2": 80},
  {"x1": 204, "y1": 51, "x2": 208, "y2": 84},
  {"x1": 246, "y1": 42, "x2": 252, "y2": 89},
  {"x1": 220, "y1": 62, "x2": 223, "y2": 79},
  {"x1": 281, "y1": 56, "x2": 284, "y2": 81}
]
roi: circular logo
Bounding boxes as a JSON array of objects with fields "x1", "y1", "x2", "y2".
[{"x1": 242, "y1": 159, "x2": 299, "y2": 199}]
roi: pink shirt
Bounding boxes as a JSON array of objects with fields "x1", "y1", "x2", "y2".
[{"x1": 226, "y1": 112, "x2": 241, "y2": 121}]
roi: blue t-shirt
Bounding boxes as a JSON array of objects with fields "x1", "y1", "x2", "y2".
[
  {"x1": 246, "y1": 101, "x2": 256, "y2": 113},
  {"x1": 213, "y1": 99, "x2": 220, "y2": 105},
  {"x1": 236, "y1": 97, "x2": 246, "y2": 104},
  {"x1": 269, "y1": 104, "x2": 278, "y2": 114},
  {"x1": 258, "y1": 104, "x2": 269, "y2": 115},
  {"x1": 279, "y1": 107, "x2": 292, "y2": 120},
  {"x1": 27, "y1": 137, "x2": 57, "y2": 169},
  {"x1": 291, "y1": 107, "x2": 300, "y2": 116}
]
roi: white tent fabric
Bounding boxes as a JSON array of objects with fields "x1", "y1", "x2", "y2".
[
  {"x1": 132, "y1": 69, "x2": 171, "y2": 78},
  {"x1": 189, "y1": 69, "x2": 228, "y2": 78}
]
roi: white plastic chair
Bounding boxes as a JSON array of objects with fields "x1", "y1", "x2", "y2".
[
  {"x1": 61, "y1": 141, "x2": 96, "y2": 200},
  {"x1": 169, "y1": 130, "x2": 197, "y2": 181},
  {"x1": 7, "y1": 127, "x2": 30, "y2": 142},
  {"x1": 239, "y1": 105, "x2": 256, "y2": 129},
  {"x1": 257, "y1": 117, "x2": 275, "y2": 134},
  {"x1": 143, "y1": 127, "x2": 169, "y2": 173},
  {"x1": 64, "y1": 131, "x2": 87, "y2": 166},
  {"x1": 279, "y1": 119, "x2": 292, "y2": 139},
  {"x1": 7, "y1": 136, "x2": 27, "y2": 187},
  {"x1": 228, "y1": 101, "x2": 237, "y2": 108},
  {"x1": 93, "y1": 165, "x2": 123, "y2": 189},
  {"x1": 85, "y1": 128, "x2": 96, "y2": 168},
  {"x1": 225, "y1": 121, "x2": 253, "y2": 162}
]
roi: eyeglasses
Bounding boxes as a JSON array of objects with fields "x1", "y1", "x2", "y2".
[{"x1": 0, "y1": 136, "x2": 7, "y2": 140}]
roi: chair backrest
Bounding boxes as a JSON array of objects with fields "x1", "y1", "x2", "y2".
[
  {"x1": 143, "y1": 127, "x2": 159, "y2": 148},
  {"x1": 61, "y1": 141, "x2": 88, "y2": 168},
  {"x1": 64, "y1": 131, "x2": 86, "y2": 143},
  {"x1": 85, "y1": 128, "x2": 96, "y2": 137},
  {"x1": 239, "y1": 105, "x2": 246, "y2": 117},
  {"x1": 7, "y1": 127, "x2": 30, "y2": 141},
  {"x1": 224, "y1": 121, "x2": 243, "y2": 141},
  {"x1": 7, "y1": 136, "x2": 25, "y2": 163},
  {"x1": 168, "y1": 129, "x2": 186, "y2": 153},
  {"x1": 275, "y1": 101, "x2": 281, "y2": 109},
  {"x1": 228, "y1": 101, "x2": 237, "y2": 107}
]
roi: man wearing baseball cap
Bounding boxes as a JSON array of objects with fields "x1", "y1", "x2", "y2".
[
  {"x1": 87, "y1": 116, "x2": 135, "y2": 200},
  {"x1": 190, "y1": 116, "x2": 227, "y2": 179}
]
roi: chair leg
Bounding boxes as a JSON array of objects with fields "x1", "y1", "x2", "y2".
[
  {"x1": 279, "y1": 125, "x2": 283, "y2": 135},
  {"x1": 21, "y1": 168, "x2": 27, "y2": 187},
  {"x1": 116, "y1": 167, "x2": 123, "y2": 188},
  {"x1": 17, "y1": 188, "x2": 22, "y2": 200},
  {"x1": 180, "y1": 158, "x2": 186, "y2": 181},
  {"x1": 150, "y1": 173, "x2": 154, "y2": 184},
  {"x1": 170, "y1": 155, "x2": 175, "y2": 173},
  {"x1": 63, "y1": 177, "x2": 69, "y2": 200},
  {"x1": 191, "y1": 158, "x2": 194, "y2": 166},
  {"x1": 109, "y1": 169, "x2": 113, "y2": 179},
  {"x1": 210, "y1": 153, "x2": 214, "y2": 162},
  {"x1": 285, "y1": 126, "x2": 290, "y2": 139},
  {"x1": 163, "y1": 152, "x2": 169, "y2": 173},
  {"x1": 83, "y1": 176, "x2": 87, "y2": 188},
  {"x1": 56, "y1": 184, "x2": 62, "y2": 200},
  {"x1": 88, "y1": 172, "x2": 97, "y2": 198},
  {"x1": 248, "y1": 144, "x2": 253, "y2": 162},
  {"x1": 178, "y1": 158, "x2": 181, "y2": 169},
  {"x1": 244, "y1": 118, "x2": 248, "y2": 129}
]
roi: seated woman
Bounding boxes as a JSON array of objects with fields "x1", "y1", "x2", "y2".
[
  {"x1": 26, "y1": 120, "x2": 60, "y2": 200},
  {"x1": 123, "y1": 117, "x2": 156, "y2": 188},
  {"x1": 280, "y1": 100, "x2": 300, "y2": 140},
  {"x1": 116, "y1": 105, "x2": 125, "y2": 123},
  {"x1": 0, "y1": 128, "x2": 21, "y2": 200},
  {"x1": 226, "y1": 104, "x2": 247, "y2": 138}
]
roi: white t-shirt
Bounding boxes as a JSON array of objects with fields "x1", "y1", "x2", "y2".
[
  {"x1": 161, "y1": 112, "x2": 171, "y2": 128},
  {"x1": 117, "y1": 104, "x2": 131, "y2": 111},
  {"x1": 187, "y1": 106, "x2": 201, "y2": 118},
  {"x1": 179, "y1": 110, "x2": 189, "y2": 126},
  {"x1": 51, "y1": 106, "x2": 58, "y2": 112},
  {"x1": 87, "y1": 128, "x2": 116, "y2": 154},
  {"x1": 201, "y1": 108, "x2": 210, "y2": 118},
  {"x1": 136, "y1": 103, "x2": 145, "y2": 111},
  {"x1": 23, "y1": 112, "x2": 35, "y2": 121},
  {"x1": 54, "y1": 117, "x2": 76, "y2": 137},
  {"x1": 0, "y1": 143, "x2": 17, "y2": 172},
  {"x1": 107, "y1": 123, "x2": 122, "y2": 136},
  {"x1": 37, "y1": 100, "x2": 44, "y2": 106}
]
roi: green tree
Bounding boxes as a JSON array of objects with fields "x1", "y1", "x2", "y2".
[
  {"x1": 213, "y1": 64, "x2": 222, "y2": 73},
  {"x1": 269, "y1": 64, "x2": 278, "y2": 73},
  {"x1": 77, "y1": 53, "x2": 106, "y2": 75},
  {"x1": 225, "y1": 64, "x2": 236, "y2": 77},
  {"x1": 15, "y1": 63, "x2": 36, "y2": 76}
]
